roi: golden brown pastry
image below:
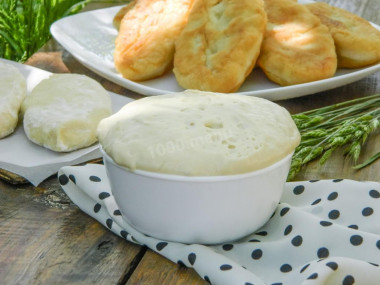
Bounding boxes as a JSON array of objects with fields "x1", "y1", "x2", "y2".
[
  {"x1": 306, "y1": 2, "x2": 380, "y2": 68},
  {"x1": 173, "y1": 0, "x2": 267, "y2": 93},
  {"x1": 257, "y1": 0, "x2": 337, "y2": 86},
  {"x1": 114, "y1": 0, "x2": 195, "y2": 81},
  {"x1": 113, "y1": 1, "x2": 136, "y2": 30}
]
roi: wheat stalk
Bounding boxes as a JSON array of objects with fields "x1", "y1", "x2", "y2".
[{"x1": 288, "y1": 94, "x2": 380, "y2": 180}]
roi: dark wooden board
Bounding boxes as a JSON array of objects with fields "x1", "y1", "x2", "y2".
[{"x1": 0, "y1": 178, "x2": 143, "y2": 284}]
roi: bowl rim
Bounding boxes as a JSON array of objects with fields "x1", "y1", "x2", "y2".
[{"x1": 100, "y1": 145, "x2": 294, "y2": 182}]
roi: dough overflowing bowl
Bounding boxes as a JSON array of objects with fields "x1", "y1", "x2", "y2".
[
  {"x1": 97, "y1": 90, "x2": 300, "y2": 244},
  {"x1": 101, "y1": 147, "x2": 293, "y2": 244}
]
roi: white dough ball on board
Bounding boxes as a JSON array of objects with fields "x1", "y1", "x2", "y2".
[
  {"x1": 0, "y1": 61, "x2": 27, "y2": 138},
  {"x1": 22, "y1": 74, "x2": 112, "y2": 152}
]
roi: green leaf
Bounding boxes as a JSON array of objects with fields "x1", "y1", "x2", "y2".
[
  {"x1": 0, "y1": 0, "x2": 89, "y2": 62},
  {"x1": 302, "y1": 146, "x2": 324, "y2": 164},
  {"x1": 319, "y1": 148, "x2": 334, "y2": 165},
  {"x1": 352, "y1": 152, "x2": 380, "y2": 170}
]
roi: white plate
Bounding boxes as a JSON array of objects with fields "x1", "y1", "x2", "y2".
[
  {"x1": 51, "y1": 2, "x2": 380, "y2": 101},
  {"x1": 0, "y1": 59, "x2": 133, "y2": 186}
]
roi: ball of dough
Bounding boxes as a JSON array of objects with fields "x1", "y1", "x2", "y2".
[
  {"x1": 97, "y1": 90, "x2": 300, "y2": 176},
  {"x1": 0, "y1": 61, "x2": 27, "y2": 139},
  {"x1": 173, "y1": 0, "x2": 267, "y2": 93},
  {"x1": 22, "y1": 74, "x2": 112, "y2": 152}
]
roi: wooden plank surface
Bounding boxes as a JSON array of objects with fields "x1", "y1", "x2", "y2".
[
  {"x1": 0, "y1": 0, "x2": 379, "y2": 284},
  {"x1": 0, "y1": 178, "x2": 143, "y2": 285},
  {"x1": 126, "y1": 250, "x2": 203, "y2": 285}
]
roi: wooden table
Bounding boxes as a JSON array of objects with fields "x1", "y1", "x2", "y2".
[{"x1": 0, "y1": 0, "x2": 379, "y2": 284}]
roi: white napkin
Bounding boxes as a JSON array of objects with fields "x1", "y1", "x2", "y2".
[{"x1": 58, "y1": 164, "x2": 380, "y2": 285}]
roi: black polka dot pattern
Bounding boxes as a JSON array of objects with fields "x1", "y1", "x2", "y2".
[
  {"x1": 248, "y1": 239, "x2": 261, "y2": 243},
  {"x1": 220, "y1": 264, "x2": 232, "y2": 271},
  {"x1": 130, "y1": 236, "x2": 139, "y2": 243},
  {"x1": 280, "y1": 207, "x2": 290, "y2": 216},
  {"x1": 293, "y1": 185, "x2": 305, "y2": 195},
  {"x1": 311, "y1": 198, "x2": 321, "y2": 205},
  {"x1": 58, "y1": 174, "x2": 69, "y2": 185},
  {"x1": 99, "y1": 192, "x2": 110, "y2": 200},
  {"x1": 251, "y1": 249, "x2": 263, "y2": 260},
  {"x1": 369, "y1": 189, "x2": 380, "y2": 198},
  {"x1": 106, "y1": 218, "x2": 113, "y2": 229},
  {"x1": 362, "y1": 207, "x2": 374, "y2": 216},
  {"x1": 68, "y1": 174, "x2": 76, "y2": 184},
  {"x1": 94, "y1": 203, "x2": 101, "y2": 213},
  {"x1": 58, "y1": 167, "x2": 380, "y2": 285},
  {"x1": 89, "y1": 175, "x2": 101, "y2": 182},
  {"x1": 291, "y1": 235, "x2": 303, "y2": 247},
  {"x1": 222, "y1": 244, "x2": 233, "y2": 251},
  {"x1": 188, "y1": 253, "x2": 196, "y2": 265},
  {"x1": 156, "y1": 242, "x2": 168, "y2": 251},
  {"x1": 343, "y1": 275, "x2": 355, "y2": 285},
  {"x1": 327, "y1": 192, "x2": 338, "y2": 201},
  {"x1": 350, "y1": 235, "x2": 363, "y2": 246},
  {"x1": 280, "y1": 264, "x2": 292, "y2": 273},
  {"x1": 307, "y1": 273, "x2": 318, "y2": 280},
  {"x1": 317, "y1": 247, "x2": 329, "y2": 259},
  {"x1": 328, "y1": 210, "x2": 340, "y2": 220},
  {"x1": 326, "y1": 261, "x2": 338, "y2": 271},
  {"x1": 300, "y1": 264, "x2": 310, "y2": 273},
  {"x1": 119, "y1": 230, "x2": 128, "y2": 239},
  {"x1": 348, "y1": 224, "x2": 359, "y2": 230},
  {"x1": 284, "y1": 225, "x2": 293, "y2": 235},
  {"x1": 320, "y1": 221, "x2": 333, "y2": 227}
]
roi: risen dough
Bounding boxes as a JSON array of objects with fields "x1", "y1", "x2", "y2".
[
  {"x1": 0, "y1": 61, "x2": 27, "y2": 139},
  {"x1": 258, "y1": 0, "x2": 337, "y2": 86},
  {"x1": 173, "y1": 0, "x2": 267, "y2": 93},
  {"x1": 97, "y1": 90, "x2": 300, "y2": 176},
  {"x1": 22, "y1": 74, "x2": 112, "y2": 152}
]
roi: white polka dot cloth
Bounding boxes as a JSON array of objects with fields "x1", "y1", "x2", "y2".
[{"x1": 58, "y1": 164, "x2": 380, "y2": 285}]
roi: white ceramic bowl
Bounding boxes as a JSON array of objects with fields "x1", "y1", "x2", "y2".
[{"x1": 102, "y1": 148, "x2": 293, "y2": 244}]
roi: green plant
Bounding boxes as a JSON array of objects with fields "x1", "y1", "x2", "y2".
[
  {"x1": 0, "y1": 0, "x2": 89, "y2": 62},
  {"x1": 289, "y1": 94, "x2": 380, "y2": 180}
]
